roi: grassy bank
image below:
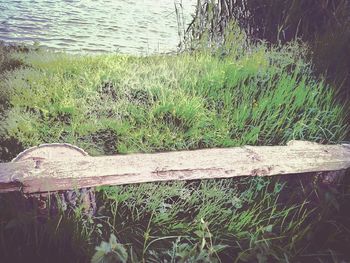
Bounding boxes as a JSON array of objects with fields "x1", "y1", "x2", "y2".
[{"x1": 0, "y1": 42, "x2": 349, "y2": 262}]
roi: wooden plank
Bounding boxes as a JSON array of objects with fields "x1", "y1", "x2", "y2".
[{"x1": 0, "y1": 140, "x2": 349, "y2": 194}]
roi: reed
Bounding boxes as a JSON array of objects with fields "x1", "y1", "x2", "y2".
[{"x1": 185, "y1": 0, "x2": 350, "y2": 101}]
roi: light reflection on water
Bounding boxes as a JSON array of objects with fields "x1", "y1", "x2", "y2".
[{"x1": 0, "y1": 0, "x2": 196, "y2": 54}]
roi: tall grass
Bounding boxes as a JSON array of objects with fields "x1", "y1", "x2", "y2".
[
  {"x1": 185, "y1": 0, "x2": 350, "y2": 101},
  {"x1": 0, "y1": 42, "x2": 349, "y2": 262},
  {"x1": 0, "y1": 45, "x2": 347, "y2": 158}
]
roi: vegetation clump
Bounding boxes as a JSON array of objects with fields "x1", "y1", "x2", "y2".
[
  {"x1": 0, "y1": 40, "x2": 349, "y2": 262},
  {"x1": 185, "y1": 0, "x2": 350, "y2": 101}
]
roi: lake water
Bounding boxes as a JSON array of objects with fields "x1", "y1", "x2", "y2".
[{"x1": 0, "y1": 0, "x2": 196, "y2": 54}]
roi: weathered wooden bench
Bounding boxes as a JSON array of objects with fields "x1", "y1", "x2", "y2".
[{"x1": 1, "y1": 140, "x2": 349, "y2": 194}]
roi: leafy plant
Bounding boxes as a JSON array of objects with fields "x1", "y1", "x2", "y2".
[{"x1": 91, "y1": 234, "x2": 128, "y2": 263}]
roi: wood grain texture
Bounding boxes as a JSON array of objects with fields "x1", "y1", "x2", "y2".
[{"x1": 0, "y1": 140, "x2": 349, "y2": 193}]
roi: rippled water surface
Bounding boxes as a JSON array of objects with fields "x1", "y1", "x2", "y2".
[{"x1": 0, "y1": 0, "x2": 196, "y2": 54}]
